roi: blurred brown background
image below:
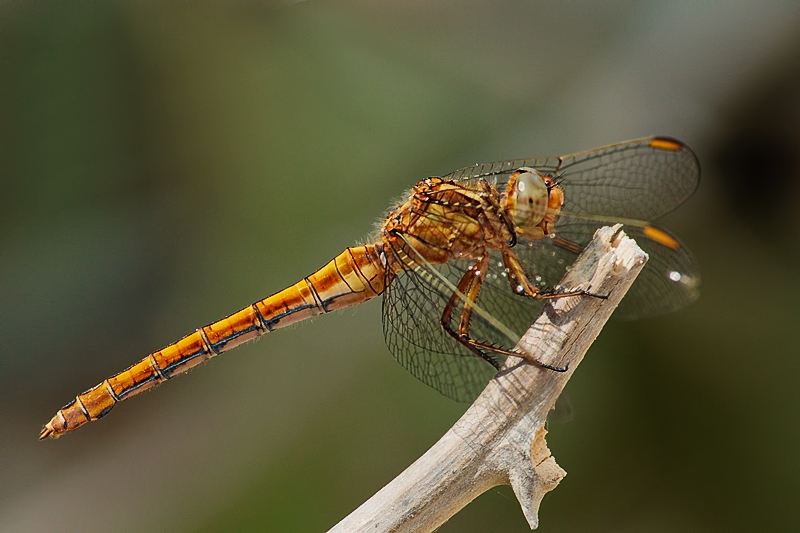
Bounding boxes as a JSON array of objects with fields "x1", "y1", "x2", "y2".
[{"x1": 2, "y1": 2, "x2": 800, "y2": 531}]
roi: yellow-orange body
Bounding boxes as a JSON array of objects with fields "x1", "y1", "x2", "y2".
[
  {"x1": 41, "y1": 174, "x2": 560, "y2": 439},
  {"x1": 41, "y1": 136, "x2": 700, "y2": 439},
  {"x1": 384, "y1": 178, "x2": 514, "y2": 263},
  {"x1": 40, "y1": 178, "x2": 536, "y2": 438},
  {"x1": 40, "y1": 246, "x2": 387, "y2": 438}
]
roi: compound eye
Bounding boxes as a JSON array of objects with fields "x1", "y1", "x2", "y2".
[
  {"x1": 516, "y1": 171, "x2": 548, "y2": 214},
  {"x1": 510, "y1": 170, "x2": 549, "y2": 236}
]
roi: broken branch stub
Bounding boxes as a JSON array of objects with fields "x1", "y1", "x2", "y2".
[{"x1": 329, "y1": 225, "x2": 648, "y2": 532}]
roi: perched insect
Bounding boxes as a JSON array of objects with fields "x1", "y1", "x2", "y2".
[{"x1": 40, "y1": 136, "x2": 699, "y2": 439}]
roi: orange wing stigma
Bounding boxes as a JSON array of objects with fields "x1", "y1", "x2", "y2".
[
  {"x1": 649, "y1": 137, "x2": 683, "y2": 151},
  {"x1": 642, "y1": 225, "x2": 681, "y2": 251}
]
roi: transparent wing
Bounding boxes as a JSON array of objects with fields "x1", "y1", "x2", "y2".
[
  {"x1": 381, "y1": 220, "x2": 698, "y2": 403},
  {"x1": 381, "y1": 239, "x2": 549, "y2": 402},
  {"x1": 382, "y1": 254, "x2": 497, "y2": 402},
  {"x1": 444, "y1": 136, "x2": 701, "y2": 318},
  {"x1": 444, "y1": 136, "x2": 700, "y2": 222},
  {"x1": 615, "y1": 225, "x2": 699, "y2": 318},
  {"x1": 513, "y1": 219, "x2": 700, "y2": 319},
  {"x1": 382, "y1": 137, "x2": 700, "y2": 401}
]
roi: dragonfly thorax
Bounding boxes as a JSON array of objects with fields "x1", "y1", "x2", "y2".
[{"x1": 505, "y1": 168, "x2": 563, "y2": 240}]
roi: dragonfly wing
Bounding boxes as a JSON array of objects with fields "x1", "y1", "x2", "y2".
[
  {"x1": 603, "y1": 224, "x2": 699, "y2": 319},
  {"x1": 381, "y1": 234, "x2": 552, "y2": 402},
  {"x1": 470, "y1": 249, "x2": 548, "y2": 341},
  {"x1": 443, "y1": 156, "x2": 558, "y2": 184},
  {"x1": 444, "y1": 136, "x2": 700, "y2": 222},
  {"x1": 382, "y1": 259, "x2": 499, "y2": 402},
  {"x1": 513, "y1": 219, "x2": 700, "y2": 319},
  {"x1": 554, "y1": 137, "x2": 700, "y2": 221},
  {"x1": 444, "y1": 137, "x2": 701, "y2": 318},
  {"x1": 382, "y1": 222, "x2": 697, "y2": 404},
  {"x1": 384, "y1": 137, "x2": 701, "y2": 401},
  {"x1": 442, "y1": 157, "x2": 558, "y2": 190}
]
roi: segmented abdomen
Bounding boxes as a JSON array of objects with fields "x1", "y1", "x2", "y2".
[{"x1": 40, "y1": 245, "x2": 386, "y2": 439}]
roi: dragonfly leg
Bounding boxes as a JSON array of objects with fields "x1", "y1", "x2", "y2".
[
  {"x1": 500, "y1": 245, "x2": 605, "y2": 300},
  {"x1": 439, "y1": 256, "x2": 568, "y2": 373},
  {"x1": 460, "y1": 339, "x2": 568, "y2": 373},
  {"x1": 439, "y1": 253, "x2": 504, "y2": 369},
  {"x1": 476, "y1": 178, "x2": 517, "y2": 247}
]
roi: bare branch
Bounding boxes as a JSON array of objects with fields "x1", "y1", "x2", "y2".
[{"x1": 329, "y1": 225, "x2": 648, "y2": 532}]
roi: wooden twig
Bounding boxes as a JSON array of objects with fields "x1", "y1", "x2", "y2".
[{"x1": 329, "y1": 225, "x2": 648, "y2": 532}]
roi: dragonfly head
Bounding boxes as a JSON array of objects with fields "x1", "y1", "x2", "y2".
[{"x1": 506, "y1": 168, "x2": 563, "y2": 240}]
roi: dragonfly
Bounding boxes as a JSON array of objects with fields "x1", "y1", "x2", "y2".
[{"x1": 40, "y1": 136, "x2": 700, "y2": 439}]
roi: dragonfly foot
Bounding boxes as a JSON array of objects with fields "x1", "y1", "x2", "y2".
[
  {"x1": 514, "y1": 349, "x2": 569, "y2": 372},
  {"x1": 541, "y1": 287, "x2": 608, "y2": 300},
  {"x1": 586, "y1": 290, "x2": 609, "y2": 300},
  {"x1": 537, "y1": 361, "x2": 569, "y2": 373}
]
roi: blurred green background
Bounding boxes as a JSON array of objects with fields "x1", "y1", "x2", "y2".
[{"x1": 3, "y1": 2, "x2": 800, "y2": 531}]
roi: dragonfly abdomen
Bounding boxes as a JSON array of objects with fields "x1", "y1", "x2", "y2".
[{"x1": 39, "y1": 245, "x2": 387, "y2": 439}]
